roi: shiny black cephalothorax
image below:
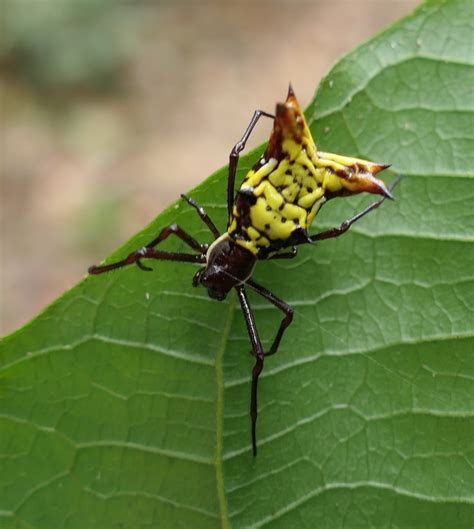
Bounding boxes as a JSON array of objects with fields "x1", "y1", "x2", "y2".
[
  {"x1": 89, "y1": 87, "x2": 398, "y2": 456},
  {"x1": 195, "y1": 234, "x2": 256, "y2": 301}
]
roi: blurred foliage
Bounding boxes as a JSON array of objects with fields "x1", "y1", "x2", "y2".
[{"x1": 1, "y1": 0, "x2": 146, "y2": 93}]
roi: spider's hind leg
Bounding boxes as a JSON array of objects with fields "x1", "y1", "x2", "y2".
[{"x1": 308, "y1": 176, "x2": 401, "y2": 243}]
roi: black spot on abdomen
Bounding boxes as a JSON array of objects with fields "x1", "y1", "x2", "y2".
[{"x1": 234, "y1": 189, "x2": 257, "y2": 227}]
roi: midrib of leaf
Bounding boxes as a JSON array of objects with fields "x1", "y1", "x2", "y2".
[{"x1": 215, "y1": 295, "x2": 237, "y2": 529}]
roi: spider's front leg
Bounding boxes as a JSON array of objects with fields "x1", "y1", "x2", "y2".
[
  {"x1": 89, "y1": 195, "x2": 221, "y2": 274},
  {"x1": 180, "y1": 194, "x2": 220, "y2": 240},
  {"x1": 89, "y1": 223, "x2": 207, "y2": 274},
  {"x1": 227, "y1": 110, "x2": 275, "y2": 219},
  {"x1": 88, "y1": 245, "x2": 206, "y2": 274}
]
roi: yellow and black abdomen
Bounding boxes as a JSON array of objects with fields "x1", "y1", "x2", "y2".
[
  {"x1": 227, "y1": 87, "x2": 391, "y2": 259},
  {"x1": 228, "y1": 148, "x2": 326, "y2": 258}
]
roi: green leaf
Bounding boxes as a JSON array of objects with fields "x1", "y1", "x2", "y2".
[{"x1": 1, "y1": 0, "x2": 473, "y2": 527}]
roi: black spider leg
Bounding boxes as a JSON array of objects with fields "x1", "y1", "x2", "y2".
[
  {"x1": 89, "y1": 223, "x2": 207, "y2": 274},
  {"x1": 89, "y1": 193, "x2": 223, "y2": 275},
  {"x1": 180, "y1": 194, "x2": 220, "y2": 239},
  {"x1": 236, "y1": 284, "x2": 265, "y2": 456},
  {"x1": 303, "y1": 177, "x2": 401, "y2": 245},
  {"x1": 89, "y1": 249, "x2": 205, "y2": 274},
  {"x1": 268, "y1": 247, "x2": 298, "y2": 260},
  {"x1": 246, "y1": 279, "x2": 294, "y2": 357},
  {"x1": 227, "y1": 110, "x2": 275, "y2": 220}
]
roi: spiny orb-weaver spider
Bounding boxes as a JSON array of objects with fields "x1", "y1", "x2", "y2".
[{"x1": 89, "y1": 85, "x2": 398, "y2": 456}]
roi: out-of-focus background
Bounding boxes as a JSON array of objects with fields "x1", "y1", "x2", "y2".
[{"x1": 1, "y1": 0, "x2": 419, "y2": 335}]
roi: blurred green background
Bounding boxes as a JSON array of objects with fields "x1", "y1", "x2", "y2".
[{"x1": 1, "y1": 0, "x2": 418, "y2": 334}]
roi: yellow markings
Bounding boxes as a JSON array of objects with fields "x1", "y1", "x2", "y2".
[
  {"x1": 250, "y1": 198, "x2": 294, "y2": 240},
  {"x1": 264, "y1": 184, "x2": 284, "y2": 210},
  {"x1": 250, "y1": 198, "x2": 274, "y2": 227},
  {"x1": 282, "y1": 138, "x2": 301, "y2": 161},
  {"x1": 281, "y1": 202, "x2": 307, "y2": 226},
  {"x1": 264, "y1": 185, "x2": 284, "y2": 210},
  {"x1": 318, "y1": 151, "x2": 363, "y2": 167},
  {"x1": 283, "y1": 174, "x2": 294, "y2": 188},
  {"x1": 267, "y1": 221, "x2": 295, "y2": 241},
  {"x1": 244, "y1": 158, "x2": 278, "y2": 188},
  {"x1": 241, "y1": 170, "x2": 255, "y2": 186},
  {"x1": 302, "y1": 175, "x2": 318, "y2": 189},
  {"x1": 252, "y1": 181, "x2": 267, "y2": 197},
  {"x1": 282, "y1": 183, "x2": 299, "y2": 202},
  {"x1": 267, "y1": 159, "x2": 289, "y2": 188},
  {"x1": 298, "y1": 188, "x2": 324, "y2": 209},
  {"x1": 247, "y1": 226, "x2": 260, "y2": 241},
  {"x1": 302, "y1": 135, "x2": 318, "y2": 161},
  {"x1": 233, "y1": 226, "x2": 271, "y2": 256},
  {"x1": 235, "y1": 239, "x2": 259, "y2": 255},
  {"x1": 268, "y1": 168, "x2": 289, "y2": 187},
  {"x1": 317, "y1": 157, "x2": 347, "y2": 173},
  {"x1": 323, "y1": 169, "x2": 345, "y2": 193},
  {"x1": 295, "y1": 150, "x2": 315, "y2": 173},
  {"x1": 268, "y1": 172, "x2": 283, "y2": 188},
  {"x1": 292, "y1": 162, "x2": 310, "y2": 181}
]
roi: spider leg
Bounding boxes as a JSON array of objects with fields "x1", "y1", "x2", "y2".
[
  {"x1": 308, "y1": 176, "x2": 401, "y2": 243},
  {"x1": 145, "y1": 223, "x2": 207, "y2": 253},
  {"x1": 246, "y1": 279, "x2": 294, "y2": 357},
  {"x1": 267, "y1": 247, "x2": 298, "y2": 260},
  {"x1": 89, "y1": 223, "x2": 207, "y2": 274},
  {"x1": 228, "y1": 110, "x2": 275, "y2": 220},
  {"x1": 89, "y1": 249, "x2": 206, "y2": 274},
  {"x1": 180, "y1": 194, "x2": 220, "y2": 239},
  {"x1": 236, "y1": 284, "x2": 265, "y2": 457},
  {"x1": 310, "y1": 199, "x2": 386, "y2": 242}
]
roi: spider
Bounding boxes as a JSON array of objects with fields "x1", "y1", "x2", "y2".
[{"x1": 89, "y1": 86, "x2": 397, "y2": 455}]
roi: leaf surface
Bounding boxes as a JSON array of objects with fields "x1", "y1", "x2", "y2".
[{"x1": 1, "y1": 1, "x2": 473, "y2": 527}]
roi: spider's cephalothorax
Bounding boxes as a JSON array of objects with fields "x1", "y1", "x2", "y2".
[
  {"x1": 194, "y1": 233, "x2": 256, "y2": 301},
  {"x1": 89, "y1": 85, "x2": 398, "y2": 456}
]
